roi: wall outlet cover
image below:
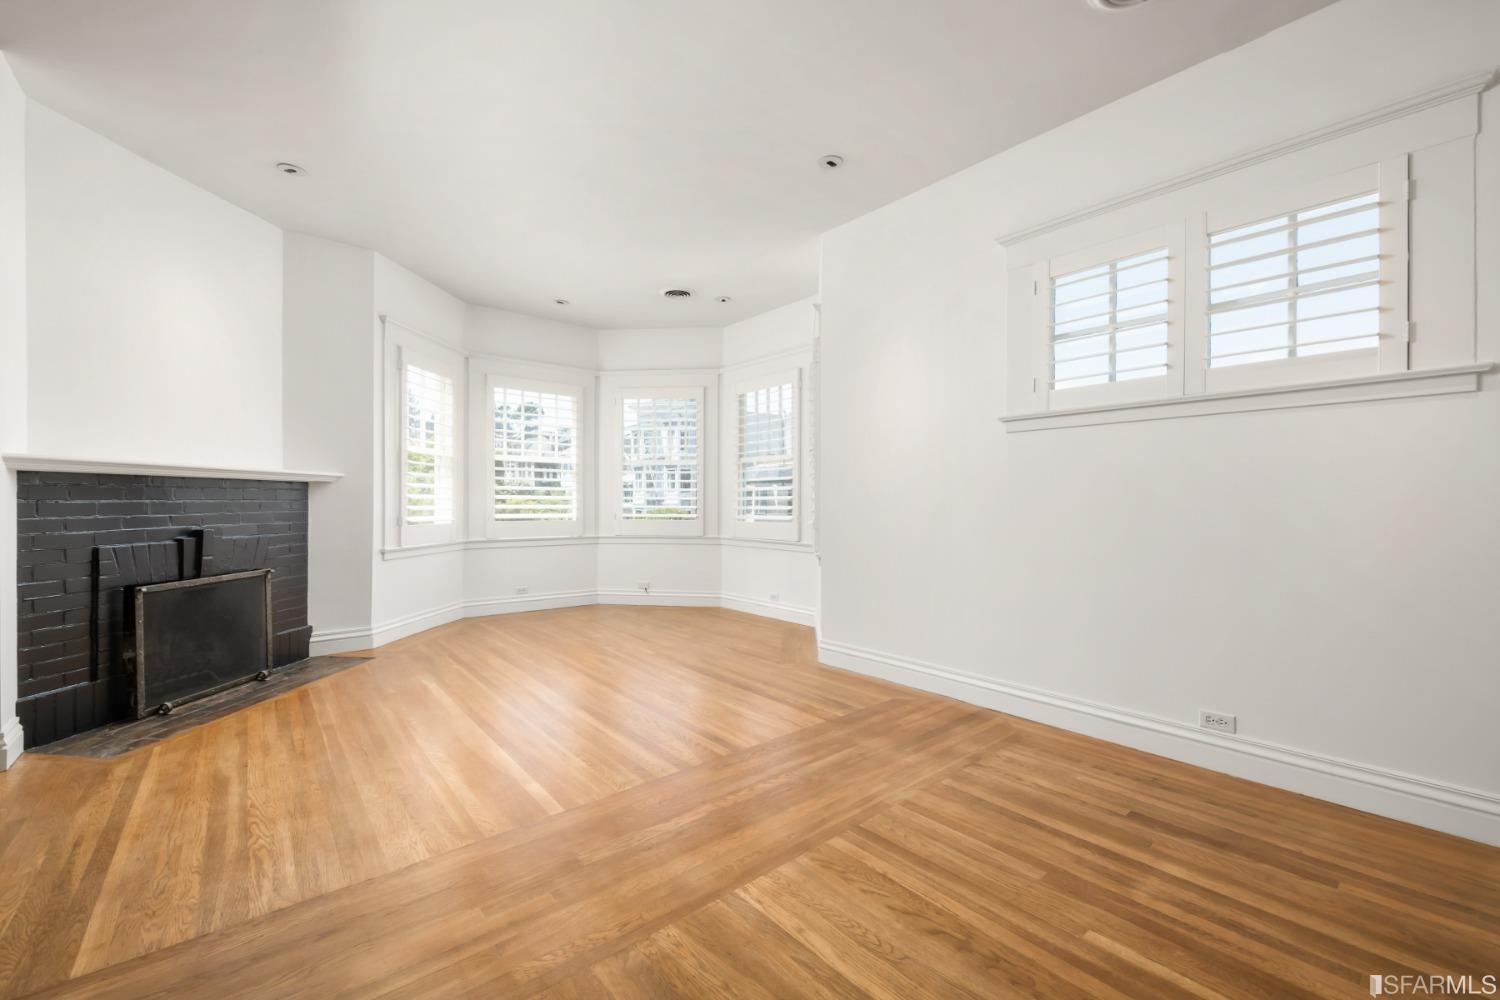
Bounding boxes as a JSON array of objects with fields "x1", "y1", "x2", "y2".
[{"x1": 1199, "y1": 710, "x2": 1237, "y2": 734}]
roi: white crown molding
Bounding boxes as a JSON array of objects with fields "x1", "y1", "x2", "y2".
[
  {"x1": 994, "y1": 69, "x2": 1498, "y2": 247},
  {"x1": 818, "y1": 637, "x2": 1500, "y2": 847},
  {"x1": 1, "y1": 453, "x2": 342, "y2": 483},
  {"x1": 1001, "y1": 362, "x2": 1492, "y2": 431}
]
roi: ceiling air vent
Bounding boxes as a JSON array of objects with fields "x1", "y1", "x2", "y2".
[{"x1": 662, "y1": 288, "x2": 693, "y2": 298}]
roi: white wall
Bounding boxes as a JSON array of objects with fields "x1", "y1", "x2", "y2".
[
  {"x1": 466, "y1": 303, "x2": 599, "y2": 369},
  {"x1": 598, "y1": 327, "x2": 722, "y2": 371},
  {"x1": 816, "y1": 0, "x2": 1500, "y2": 842},
  {"x1": 372, "y1": 254, "x2": 468, "y2": 629},
  {"x1": 0, "y1": 54, "x2": 27, "y2": 766},
  {"x1": 316, "y1": 303, "x2": 824, "y2": 649},
  {"x1": 719, "y1": 299, "x2": 820, "y2": 621},
  {"x1": 461, "y1": 308, "x2": 602, "y2": 615},
  {"x1": 25, "y1": 103, "x2": 284, "y2": 468},
  {"x1": 282, "y1": 234, "x2": 375, "y2": 639}
]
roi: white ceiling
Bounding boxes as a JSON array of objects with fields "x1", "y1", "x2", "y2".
[{"x1": 0, "y1": 0, "x2": 1334, "y2": 328}]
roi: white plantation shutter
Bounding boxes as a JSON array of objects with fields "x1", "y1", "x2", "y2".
[
  {"x1": 737, "y1": 382, "x2": 795, "y2": 522},
  {"x1": 492, "y1": 385, "x2": 578, "y2": 521},
  {"x1": 402, "y1": 362, "x2": 456, "y2": 526},
  {"x1": 1208, "y1": 191, "x2": 1381, "y2": 367},
  {"x1": 622, "y1": 395, "x2": 700, "y2": 520},
  {"x1": 1051, "y1": 248, "x2": 1170, "y2": 390}
]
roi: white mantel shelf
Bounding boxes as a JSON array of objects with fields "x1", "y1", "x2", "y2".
[{"x1": 1, "y1": 454, "x2": 343, "y2": 483}]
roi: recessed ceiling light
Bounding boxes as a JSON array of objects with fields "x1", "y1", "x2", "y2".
[
  {"x1": 275, "y1": 161, "x2": 306, "y2": 176},
  {"x1": 662, "y1": 288, "x2": 693, "y2": 299},
  {"x1": 716, "y1": 296, "x2": 732, "y2": 304},
  {"x1": 553, "y1": 298, "x2": 570, "y2": 306},
  {"x1": 819, "y1": 154, "x2": 845, "y2": 169},
  {"x1": 1086, "y1": 0, "x2": 1150, "y2": 10}
]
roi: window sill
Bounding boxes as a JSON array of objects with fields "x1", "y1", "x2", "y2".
[{"x1": 999, "y1": 362, "x2": 1491, "y2": 432}]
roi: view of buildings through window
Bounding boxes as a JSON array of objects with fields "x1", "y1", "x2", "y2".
[
  {"x1": 403, "y1": 362, "x2": 456, "y2": 525},
  {"x1": 737, "y1": 382, "x2": 795, "y2": 522},
  {"x1": 622, "y1": 396, "x2": 699, "y2": 520},
  {"x1": 492, "y1": 386, "x2": 578, "y2": 521}
]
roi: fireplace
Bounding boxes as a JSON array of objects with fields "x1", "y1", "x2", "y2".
[
  {"x1": 133, "y1": 568, "x2": 274, "y2": 717},
  {"x1": 15, "y1": 472, "x2": 312, "y2": 746}
]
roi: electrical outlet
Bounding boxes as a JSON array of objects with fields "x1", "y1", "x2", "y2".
[
  {"x1": 1198, "y1": 710, "x2": 1237, "y2": 734},
  {"x1": 515, "y1": 586, "x2": 529, "y2": 596},
  {"x1": 637, "y1": 581, "x2": 651, "y2": 593}
]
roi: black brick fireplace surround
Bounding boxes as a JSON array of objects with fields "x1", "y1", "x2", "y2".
[{"x1": 14, "y1": 472, "x2": 312, "y2": 747}]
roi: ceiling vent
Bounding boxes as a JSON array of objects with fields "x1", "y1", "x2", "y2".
[
  {"x1": 1086, "y1": 0, "x2": 1150, "y2": 9},
  {"x1": 662, "y1": 288, "x2": 693, "y2": 298}
]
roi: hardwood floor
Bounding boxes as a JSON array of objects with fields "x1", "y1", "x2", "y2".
[{"x1": 0, "y1": 607, "x2": 1494, "y2": 998}]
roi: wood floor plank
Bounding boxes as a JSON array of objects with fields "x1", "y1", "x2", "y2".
[{"x1": 0, "y1": 606, "x2": 1493, "y2": 1000}]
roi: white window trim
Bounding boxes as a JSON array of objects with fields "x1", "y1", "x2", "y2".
[
  {"x1": 1004, "y1": 161, "x2": 1433, "y2": 431},
  {"x1": 730, "y1": 368, "x2": 801, "y2": 543},
  {"x1": 482, "y1": 371, "x2": 587, "y2": 540},
  {"x1": 1031, "y1": 223, "x2": 1186, "y2": 412},
  {"x1": 1000, "y1": 362, "x2": 1489, "y2": 431},
  {"x1": 1189, "y1": 159, "x2": 1409, "y2": 397},
  {"x1": 385, "y1": 324, "x2": 464, "y2": 549},
  {"x1": 1000, "y1": 83, "x2": 1483, "y2": 433},
  {"x1": 611, "y1": 385, "x2": 708, "y2": 537}
]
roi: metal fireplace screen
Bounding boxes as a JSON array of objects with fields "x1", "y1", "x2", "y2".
[{"x1": 133, "y1": 569, "x2": 273, "y2": 717}]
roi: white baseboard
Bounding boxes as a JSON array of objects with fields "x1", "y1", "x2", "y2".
[
  {"x1": 720, "y1": 592, "x2": 817, "y2": 626},
  {"x1": 0, "y1": 716, "x2": 23, "y2": 770},
  {"x1": 309, "y1": 590, "x2": 816, "y2": 655},
  {"x1": 461, "y1": 589, "x2": 600, "y2": 619},
  {"x1": 818, "y1": 638, "x2": 1500, "y2": 847},
  {"x1": 596, "y1": 588, "x2": 720, "y2": 608}
]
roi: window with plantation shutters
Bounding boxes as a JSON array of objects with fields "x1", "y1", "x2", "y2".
[
  {"x1": 401, "y1": 361, "x2": 456, "y2": 527},
  {"x1": 1208, "y1": 191, "x2": 1382, "y2": 368},
  {"x1": 736, "y1": 381, "x2": 795, "y2": 523},
  {"x1": 1051, "y1": 248, "x2": 1171, "y2": 390},
  {"x1": 492, "y1": 384, "x2": 578, "y2": 523},
  {"x1": 621, "y1": 394, "x2": 700, "y2": 521}
]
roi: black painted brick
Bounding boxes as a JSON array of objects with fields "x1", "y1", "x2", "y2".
[
  {"x1": 37, "y1": 501, "x2": 100, "y2": 517},
  {"x1": 14, "y1": 473, "x2": 311, "y2": 748},
  {"x1": 68, "y1": 485, "x2": 126, "y2": 500}
]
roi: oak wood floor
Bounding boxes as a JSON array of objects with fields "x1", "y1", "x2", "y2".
[{"x1": 0, "y1": 606, "x2": 1495, "y2": 998}]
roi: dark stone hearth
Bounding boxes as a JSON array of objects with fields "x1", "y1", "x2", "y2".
[
  {"x1": 27, "y1": 654, "x2": 369, "y2": 759},
  {"x1": 14, "y1": 472, "x2": 311, "y2": 747}
]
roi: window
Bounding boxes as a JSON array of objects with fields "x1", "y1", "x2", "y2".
[
  {"x1": 1004, "y1": 152, "x2": 1430, "y2": 429},
  {"x1": 401, "y1": 360, "x2": 456, "y2": 529},
  {"x1": 621, "y1": 394, "x2": 701, "y2": 522},
  {"x1": 736, "y1": 380, "x2": 795, "y2": 524},
  {"x1": 1051, "y1": 248, "x2": 1170, "y2": 389},
  {"x1": 1208, "y1": 192, "x2": 1381, "y2": 368},
  {"x1": 491, "y1": 383, "x2": 578, "y2": 524}
]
